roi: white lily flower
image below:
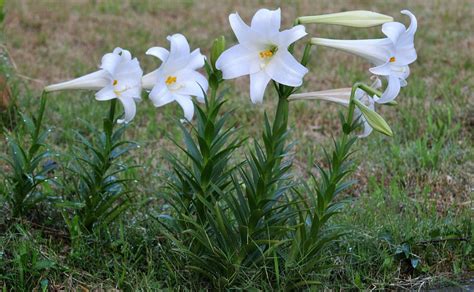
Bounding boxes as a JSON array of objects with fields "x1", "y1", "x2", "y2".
[
  {"x1": 289, "y1": 78, "x2": 383, "y2": 137},
  {"x1": 311, "y1": 10, "x2": 417, "y2": 104},
  {"x1": 142, "y1": 34, "x2": 208, "y2": 121},
  {"x1": 45, "y1": 48, "x2": 143, "y2": 124},
  {"x1": 216, "y1": 8, "x2": 309, "y2": 104}
]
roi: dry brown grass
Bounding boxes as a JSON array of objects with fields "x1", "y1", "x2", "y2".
[
  {"x1": 0, "y1": 1, "x2": 473, "y2": 289},
  {"x1": 3, "y1": 0, "x2": 471, "y2": 87},
  {"x1": 3, "y1": 0, "x2": 473, "y2": 206}
]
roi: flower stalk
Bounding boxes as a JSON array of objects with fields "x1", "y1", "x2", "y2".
[
  {"x1": 346, "y1": 82, "x2": 382, "y2": 135},
  {"x1": 66, "y1": 97, "x2": 136, "y2": 232},
  {"x1": 104, "y1": 98, "x2": 117, "y2": 150}
]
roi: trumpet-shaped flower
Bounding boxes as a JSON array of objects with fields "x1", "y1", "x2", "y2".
[
  {"x1": 289, "y1": 78, "x2": 382, "y2": 137},
  {"x1": 45, "y1": 48, "x2": 143, "y2": 123},
  {"x1": 311, "y1": 10, "x2": 417, "y2": 103},
  {"x1": 142, "y1": 34, "x2": 208, "y2": 121},
  {"x1": 216, "y1": 8, "x2": 309, "y2": 103}
]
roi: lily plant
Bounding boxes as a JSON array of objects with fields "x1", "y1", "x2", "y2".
[{"x1": 16, "y1": 6, "x2": 421, "y2": 288}]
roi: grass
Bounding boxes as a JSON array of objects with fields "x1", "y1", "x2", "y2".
[{"x1": 1, "y1": 0, "x2": 473, "y2": 290}]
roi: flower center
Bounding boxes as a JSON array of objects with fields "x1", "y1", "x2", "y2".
[
  {"x1": 259, "y1": 45, "x2": 278, "y2": 59},
  {"x1": 166, "y1": 76, "x2": 177, "y2": 85},
  {"x1": 259, "y1": 50, "x2": 273, "y2": 58},
  {"x1": 112, "y1": 80, "x2": 124, "y2": 96},
  {"x1": 389, "y1": 56, "x2": 396, "y2": 63}
]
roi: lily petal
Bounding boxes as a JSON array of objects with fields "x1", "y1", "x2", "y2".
[
  {"x1": 377, "y1": 75, "x2": 401, "y2": 103},
  {"x1": 369, "y1": 62, "x2": 391, "y2": 76},
  {"x1": 176, "y1": 70, "x2": 208, "y2": 102},
  {"x1": 401, "y1": 10, "x2": 417, "y2": 37},
  {"x1": 115, "y1": 58, "x2": 143, "y2": 83},
  {"x1": 166, "y1": 34, "x2": 192, "y2": 70},
  {"x1": 251, "y1": 8, "x2": 281, "y2": 35},
  {"x1": 382, "y1": 22, "x2": 406, "y2": 44},
  {"x1": 391, "y1": 64, "x2": 410, "y2": 79},
  {"x1": 396, "y1": 10, "x2": 418, "y2": 64},
  {"x1": 95, "y1": 84, "x2": 116, "y2": 101},
  {"x1": 146, "y1": 47, "x2": 169, "y2": 62},
  {"x1": 216, "y1": 44, "x2": 260, "y2": 79},
  {"x1": 101, "y1": 52, "x2": 122, "y2": 74},
  {"x1": 168, "y1": 34, "x2": 190, "y2": 56},
  {"x1": 119, "y1": 85, "x2": 142, "y2": 100},
  {"x1": 149, "y1": 82, "x2": 174, "y2": 107},
  {"x1": 113, "y1": 47, "x2": 132, "y2": 60},
  {"x1": 277, "y1": 25, "x2": 307, "y2": 48},
  {"x1": 174, "y1": 94, "x2": 194, "y2": 121},
  {"x1": 141, "y1": 70, "x2": 159, "y2": 90},
  {"x1": 359, "y1": 118, "x2": 373, "y2": 138},
  {"x1": 117, "y1": 96, "x2": 136, "y2": 124},
  {"x1": 395, "y1": 47, "x2": 417, "y2": 65},
  {"x1": 266, "y1": 50, "x2": 308, "y2": 87},
  {"x1": 229, "y1": 13, "x2": 262, "y2": 49},
  {"x1": 186, "y1": 48, "x2": 206, "y2": 71},
  {"x1": 249, "y1": 71, "x2": 271, "y2": 104}
]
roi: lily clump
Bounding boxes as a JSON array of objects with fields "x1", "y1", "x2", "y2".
[{"x1": 5, "y1": 6, "x2": 420, "y2": 289}]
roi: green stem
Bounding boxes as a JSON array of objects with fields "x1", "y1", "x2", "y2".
[
  {"x1": 273, "y1": 95, "x2": 289, "y2": 134},
  {"x1": 108, "y1": 99, "x2": 117, "y2": 125},
  {"x1": 346, "y1": 86, "x2": 358, "y2": 129},
  {"x1": 209, "y1": 80, "x2": 219, "y2": 107},
  {"x1": 345, "y1": 82, "x2": 381, "y2": 137},
  {"x1": 105, "y1": 99, "x2": 117, "y2": 150}
]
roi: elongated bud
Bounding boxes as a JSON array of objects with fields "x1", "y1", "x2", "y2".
[
  {"x1": 289, "y1": 88, "x2": 352, "y2": 103},
  {"x1": 297, "y1": 10, "x2": 393, "y2": 28},
  {"x1": 354, "y1": 99, "x2": 393, "y2": 136},
  {"x1": 210, "y1": 36, "x2": 226, "y2": 71},
  {"x1": 383, "y1": 100, "x2": 398, "y2": 106}
]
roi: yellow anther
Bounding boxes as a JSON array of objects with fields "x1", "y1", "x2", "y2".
[
  {"x1": 166, "y1": 76, "x2": 177, "y2": 85},
  {"x1": 259, "y1": 50, "x2": 274, "y2": 59},
  {"x1": 389, "y1": 56, "x2": 396, "y2": 63},
  {"x1": 113, "y1": 80, "x2": 118, "y2": 86}
]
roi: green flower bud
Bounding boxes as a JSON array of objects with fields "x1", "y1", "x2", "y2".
[
  {"x1": 354, "y1": 99, "x2": 393, "y2": 136},
  {"x1": 210, "y1": 36, "x2": 226, "y2": 71},
  {"x1": 298, "y1": 10, "x2": 393, "y2": 28}
]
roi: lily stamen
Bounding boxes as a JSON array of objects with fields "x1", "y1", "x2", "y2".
[
  {"x1": 165, "y1": 76, "x2": 177, "y2": 85},
  {"x1": 259, "y1": 50, "x2": 274, "y2": 58}
]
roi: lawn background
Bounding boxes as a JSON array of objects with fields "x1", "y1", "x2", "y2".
[{"x1": 1, "y1": 0, "x2": 472, "y2": 290}]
